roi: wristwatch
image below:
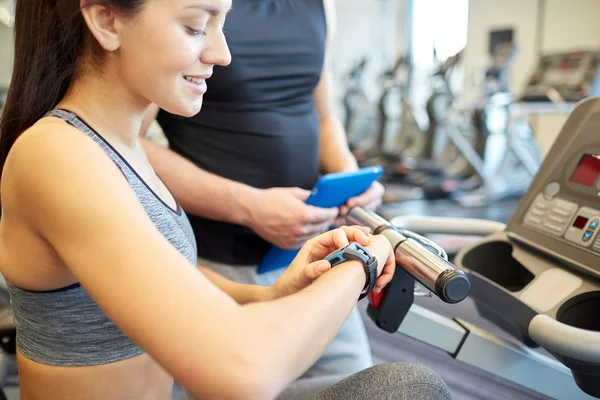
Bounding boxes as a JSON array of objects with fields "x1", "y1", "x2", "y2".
[{"x1": 325, "y1": 242, "x2": 378, "y2": 300}]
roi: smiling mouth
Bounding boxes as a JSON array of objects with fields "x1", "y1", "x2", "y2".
[{"x1": 184, "y1": 76, "x2": 205, "y2": 84}]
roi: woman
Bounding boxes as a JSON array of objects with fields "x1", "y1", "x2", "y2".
[
  {"x1": 141, "y1": 0, "x2": 382, "y2": 379},
  {"x1": 0, "y1": 1, "x2": 452, "y2": 400}
]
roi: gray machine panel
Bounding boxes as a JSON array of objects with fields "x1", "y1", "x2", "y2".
[{"x1": 509, "y1": 98, "x2": 600, "y2": 279}]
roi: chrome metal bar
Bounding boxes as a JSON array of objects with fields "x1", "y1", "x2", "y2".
[{"x1": 347, "y1": 207, "x2": 470, "y2": 303}]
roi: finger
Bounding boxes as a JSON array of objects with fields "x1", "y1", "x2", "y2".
[
  {"x1": 307, "y1": 205, "x2": 340, "y2": 224},
  {"x1": 339, "y1": 226, "x2": 371, "y2": 246},
  {"x1": 339, "y1": 205, "x2": 349, "y2": 217},
  {"x1": 312, "y1": 260, "x2": 331, "y2": 275},
  {"x1": 347, "y1": 184, "x2": 381, "y2": 208},
  {"x1": 331, "y1": 216, "x2": 346, "y2": 228},
  {"x1": 359, "y1": 226, "x2": 372, "y2": 234},
  {"x1": 374, "y1": 273, "x2": 394, "y2": 291},
  {"x1": 290, "y1": 233, "x2": 322, "y2": 249},
  {"x1": 291, "y1": 187, "x2": 312, "y2": 201},
  {"x1": 298, "y1": 260, "x2": 332, "y2": 284},
  {"x1": 303, "y1": 218, "x2": 336, "y2": 237},
  {"x1": 310, "y1": 228, "x2": 350, "y2": 252},
  {"x1": 330, "y1": 228, "x2": 351, "y2": 250},
  {"x1": 364, "y1": 197, "x2": 383, "y2": 211},
  {"x1": 291, "y1": 221, "x2": 341, "y2": 249}
]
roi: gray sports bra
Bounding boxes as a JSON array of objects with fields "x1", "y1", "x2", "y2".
[{"x1": 6, "y1": 109, "x2": 198, "y2": 366}]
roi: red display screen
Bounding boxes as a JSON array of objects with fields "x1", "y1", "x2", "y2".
[
  {"x1": 570, "y1": 154, "x2": 600, "y2": 187},
  {"x1": 573, "y1": 216, "x2": 589, "y2": 229}
]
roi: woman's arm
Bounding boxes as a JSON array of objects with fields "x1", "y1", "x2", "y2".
[
  {"x1": 5, "y1": 122, "x2": 377, "y2": 400},
  {"x1": 198, "y1": 265, "x2": 272, "y2": 304}
]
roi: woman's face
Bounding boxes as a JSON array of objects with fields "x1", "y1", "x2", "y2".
[{"x1": 116, "y1": 0, "x2": 232, "y2": 117}]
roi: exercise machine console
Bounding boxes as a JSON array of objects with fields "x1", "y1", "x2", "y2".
[
  {"x1": 455, "y1": 97, "x2": 600, "y2": 397},
  {"x1": 350, "y1": 98, "x2": 600, "y2": 399},
  {"x1": 521, "y1": 50, "x2": 600, "y2": 102}
]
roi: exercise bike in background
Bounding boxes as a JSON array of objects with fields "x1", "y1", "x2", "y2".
[
  {"x1": 352, "y1": 55, "x2": 473, "y2": 201},
  {"x1": 452, "y1": 42, "x2": 544, "y2": 207},
  {"x1": 342, "y1": 57, "x2": 379, "y2": 154}
]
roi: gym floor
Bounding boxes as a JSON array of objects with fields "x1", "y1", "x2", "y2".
[{"x1": 370, "y1": 193, "x2": 551, "y2": 399}]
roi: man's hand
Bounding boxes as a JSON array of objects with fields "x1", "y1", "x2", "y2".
[
  {"x1": 245, "y1": 187, "x2": 339, "y2": 249},
  {"x1": 334, "y1": 181, "x2": 385, "y2": 227}
]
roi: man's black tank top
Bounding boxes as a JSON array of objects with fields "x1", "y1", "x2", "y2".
[{"x1": 157, "y1": 0, "x2": 327, "y2": 265}]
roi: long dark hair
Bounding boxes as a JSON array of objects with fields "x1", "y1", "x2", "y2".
[{"x1": 0, "y1": 0, "x2": 145, "y2": 180}]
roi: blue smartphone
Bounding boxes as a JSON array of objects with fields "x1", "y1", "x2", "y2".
[{"x1": 257, "y1": 165, "x2": 383, "y2": 274}]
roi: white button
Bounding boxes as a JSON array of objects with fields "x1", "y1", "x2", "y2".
[
  {"x1": 545, "y1": 182, "x2": 560, "y2": 198},
  {"x1": 534, "y1": 200, "x2": 550, "y2": 210},
  {"x1": 553, "y1": 198, "x2": 578, "y2": 211},
  {"x1": 552, "y1": 208, "x2": 573, "y2": 217},
  {"x1": 543, "y1": 222, "x2": 563, "y2": 232},
  {"x1": 531, "y1": 209, "x2": 545, "y2": 217},
  {"x1": 547, "y1": 215, "x2": 566, "y2": 224},
  {"x1": 526, "y1": 216, "x2": 543, "y2": 225}
]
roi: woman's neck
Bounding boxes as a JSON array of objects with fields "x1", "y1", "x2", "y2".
[{"x1": 56, "y1": 71, "x2": 150, "y2": 149}]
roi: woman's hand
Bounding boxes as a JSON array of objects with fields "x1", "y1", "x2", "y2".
[
  {"x1": 269, "y1": 227, "x2": 396, "y2": 299},
  {"x1": 269, "y1": 226, "x2": 371, "y2": 298}
]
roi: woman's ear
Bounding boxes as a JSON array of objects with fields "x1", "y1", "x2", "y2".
[{"x1": 80, "y1": 2, "x2": 121, "y2": 52}]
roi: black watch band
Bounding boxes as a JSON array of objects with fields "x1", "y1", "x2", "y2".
[{"x1": 324, "y1": 242, "x2": 378, "y2": 300}]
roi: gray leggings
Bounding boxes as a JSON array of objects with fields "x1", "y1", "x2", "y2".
[{"x1": 277, "y1": 363, "x2": 452, "y2": 400}]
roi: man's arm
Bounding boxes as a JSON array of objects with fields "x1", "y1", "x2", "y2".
[
  {"x1": 140, "y1": 105, "x2": 257, "y2": 225},
  {"x1": 140, "y1": 105, "x2": 339, "y2": 249},
  {"x1": 316, "y1": 0, "x2": 385, "y2": 224},
  {"x1": 315, "y1": 0, "x2": 359, "y2": 174}
]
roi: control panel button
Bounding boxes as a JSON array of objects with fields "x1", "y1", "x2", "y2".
[
  {"x1": 523, "y1": 194, "x2": 578, "y2": 236},
  {"x1": 553, "y1": 198, "x2": 578, "y2": 213},
  {"x1": 532, "y1": 194, "x2": 552, "y2": 209},
  {"x1": 543, "y1": 222, "x2": 563, "y2": 233},
  {"x1": 526, "y1": 216, "x2": 543, "y2": 225},
  {"x1": 530, "y1": 209, "x2": 545, "y2": 217},
  {"x1": 552, "y1": 208, "x2": 572, "y2": 217},
  {"x1": 545, "y1": 182, "x2": 560, "y2": 198},
  {"x1": 547, "y1": 214, "x2": 567, "y2": 224},
  {"x1": 564, "y1": 206, "x2": 600, "y2": 247}
]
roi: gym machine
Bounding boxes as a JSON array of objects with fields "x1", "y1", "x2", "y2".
[
  {"x1": 355, "y1": 97, "x2": 600, "y2": 399},
  {"x1": 354, "y1": 56, "x2": 453, "y2": 200},
  {"x1": 342, "y1": 57, "x2": 377, "y2": 153},
  {"x1": 521, "y1": 50, "x2": 600, "y2": 103},
  {"x1": 447, "y1": 43, "x2": 544, "y2": 207}
]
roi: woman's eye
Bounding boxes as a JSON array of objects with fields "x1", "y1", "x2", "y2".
[{"x1": 186, "y1": 27, "x2": 207, "y2": 37}]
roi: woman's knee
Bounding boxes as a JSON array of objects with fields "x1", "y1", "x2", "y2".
[
  {"x1": 366, "y1": 363, "x2": 451, "y2": 399},
  {"x1": 310, "y1": 362, "x2": 452, "y2": 400}
]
